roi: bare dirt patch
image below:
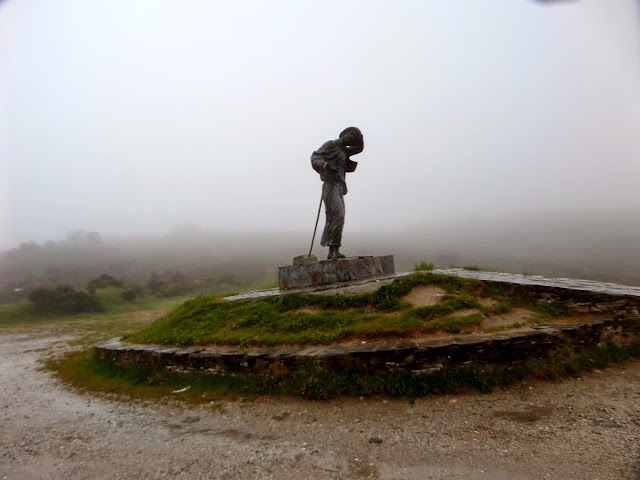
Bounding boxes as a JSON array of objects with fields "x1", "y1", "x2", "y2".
[
  {"x1": 401, "y1": 285, "x2": 446, "y2": 307},
  {"x1": 483, "y1": 307, "x2": 536, "y2": 329},
  {"x1": 296, "y1": 307, "x2": 322, "y2": 315},
  {"x1": 477, "y1": 297, "x2": 499, "y2": 308}
]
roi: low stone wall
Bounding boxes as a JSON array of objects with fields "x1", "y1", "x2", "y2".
[
  {"x1": 95, "y1": 316, "x2": 639, "y2": 376},
  {"x1": 94, "y1": 271, "x2": 640, "y2": 375}
]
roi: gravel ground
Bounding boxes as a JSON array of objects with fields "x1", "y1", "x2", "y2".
[{"x1": 1, "y1": 327, "x2": 639, "y2": 480}]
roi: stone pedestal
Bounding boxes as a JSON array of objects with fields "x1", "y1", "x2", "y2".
[{"x1": 278, "y1": 255, "x2": 394, "y2": 290}]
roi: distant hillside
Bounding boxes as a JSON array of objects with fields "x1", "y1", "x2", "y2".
[{"x1": 1, "y1": 209, "x2": 638, "y2": 302}]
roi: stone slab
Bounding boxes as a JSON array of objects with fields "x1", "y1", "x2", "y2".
[
  {"x1": 293, "y1": 254, "x2": 318, "y2": 266},
  {"x1": 278, "y1": 255, "x2": 394, "y2": 290},
  {"x1": 226, "y1": 267, "x2": 640, "y2": 302}
]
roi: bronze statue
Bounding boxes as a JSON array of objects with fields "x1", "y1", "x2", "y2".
[{"x1": 311, "y1": 127, "x2": 364, "y2": 260}]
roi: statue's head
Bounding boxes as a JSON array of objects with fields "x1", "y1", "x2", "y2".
[{"x1": 339, "y1": 126, "x2": 363, "y2": 148}]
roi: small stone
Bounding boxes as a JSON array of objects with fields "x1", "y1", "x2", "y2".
[
  {"x1": 595, "y1": 420, "x2": 622, "y2": 428},
  {"x1": 181, "y1": 416, "x2": 200, "y2": 424},
  {"x1": 294, "y1": 452, "x2": 307, "y2": 461}
]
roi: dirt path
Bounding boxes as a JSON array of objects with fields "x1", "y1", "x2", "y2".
[{"x1": 1, "y1": 327, "x2": 639, "y2": 480}]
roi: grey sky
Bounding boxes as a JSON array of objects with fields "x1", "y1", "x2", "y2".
[{"x1": 1, "y1": 0, "x2": 639, "y2": 250}]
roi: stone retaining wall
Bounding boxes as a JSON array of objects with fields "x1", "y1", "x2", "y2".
[
  {"x1": 95, "y1": 317, "x2": 638, "y2": 376},
  {"x1": 94, "y1": 272, "x2": 640, "y2": 375}
]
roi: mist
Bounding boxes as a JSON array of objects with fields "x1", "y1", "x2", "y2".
[
  {"x1": 2, "y1": 1, "x2": 639, "y2": 287},
  {"x1": 2, "y1": 207, "x2": 639, "y2": 304}
]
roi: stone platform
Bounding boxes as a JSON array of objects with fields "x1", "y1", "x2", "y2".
[
  {"x1": 278, "y1": 255, "x2": 394, "y2": 290},
  {"x1": 95, "y1": 270, "x2": 640, "y2": 376},
  {"x1": 95, "y1": 316, "x2": 639, "y2": 376}
]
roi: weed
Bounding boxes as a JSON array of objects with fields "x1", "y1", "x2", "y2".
[
  {"x1": 413, "y1": 261, "x2": 435, "y2": 271},
  {"x1": 485, "y1": 322, "x2": 524, "y2": 333},
  {"x1": 533, "y1": 300, "x2": 573, "y2": 317},
  {"x1": 491, "y1": 299, "x2": 512, "y2": 315}
]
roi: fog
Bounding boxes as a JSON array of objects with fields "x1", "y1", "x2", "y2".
[
  {"x1": 2, "y1": 1, "x2": 640, "y2": 283},
  {"x1": 2, "y1": 208, "x2": 640, "y2": 302}
]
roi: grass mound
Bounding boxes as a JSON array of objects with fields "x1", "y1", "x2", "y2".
[{"x1": 124, "y1": 273, "x2": 572, "y2": 347}]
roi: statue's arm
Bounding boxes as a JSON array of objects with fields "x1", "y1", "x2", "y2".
[
  {"x1": 310, "y1": 140, "x2": 338, "y2": 173},
  {"x1": 345, "y1": 141, "x2": 364, "y2": 157},
  {"x1": 310, "y1": 151, "x2": 328, "y2": 173}
]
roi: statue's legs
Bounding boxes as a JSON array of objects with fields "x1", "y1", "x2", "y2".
[{"x1": 320, "y1": 182, "x2": 345, "y2": 259}]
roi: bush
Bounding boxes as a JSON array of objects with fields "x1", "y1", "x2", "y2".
[
  {"x1": 121, "y1": 289, "x2": 137, "y2": 301},
  {"x1": 414, "y1": 261, "x2": 435, "y2": 271},
  {"x1": 28, "y1": 286, "x2": 103, "y2": 314},
  {"x1": 87, "y1": 274, "x2": 124, "y2": 293}
]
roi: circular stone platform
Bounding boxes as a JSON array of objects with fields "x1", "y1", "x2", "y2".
[{"x1": 95, "y1": 270, "x2": 640, "y2": 375}]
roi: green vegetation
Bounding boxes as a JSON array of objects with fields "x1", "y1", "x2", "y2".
[
  {"x1": 0, "y1": 290, "x2": 184, "y2": 328},
  {"x1": 86, "y1": 274, "x2": 124, "y2": 292},
  {"x1": 48, "y1": 343, "x2": 640, "y2": 400},
  {"x1": 28, "y1": 286, "x2": 103, "y2": 314},
  {"x1": 450, "y1": 264, "x2": 492, "y2": 272},
  {"x1": 532, "y1": 300, "x2": 574, "y2": 317},
  {"x1": 1, "y1": 273, "x2": 277, "y2": 329},
  {"x1": 28, "y1": 270, "x2": 635, "y2": 402},
  {"x1": 126, "y1": 273, "x2": 488, "y2": 346},
  {"x1": 125, "y1": 272, "x2": 577, "y2": 348},
  {"x1": 485, "y1": 321, "x2": 525, "y2": 333},
  {"x1": 413, "y1": 260, "x2": 435, "y2": 271}
]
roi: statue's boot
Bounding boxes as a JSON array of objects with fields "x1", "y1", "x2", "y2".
[{"x1": 327, "y1": 246, "x2": 346, "y2": 260}]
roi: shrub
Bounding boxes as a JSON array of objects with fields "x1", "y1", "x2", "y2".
[
  {"x1": 121, "y1": 289, "x2": 137, "y2": 301},
  {"x1": 86, "y1": 274, "x2": 124, "y2": 293},
  {"x1": 28, "y1": 286, "x2": 103, "y2": 314},
  {"x1": 414, "y1": 261, "x2": 435, "y2": 271}
]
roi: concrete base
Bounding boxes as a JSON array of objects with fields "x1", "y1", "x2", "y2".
[{"x1": 278, "y1": 255, "x2": 394, "y2": 290}]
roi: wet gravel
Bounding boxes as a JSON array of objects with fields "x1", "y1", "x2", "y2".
[{"x1": 1, "y1": 328, "x2": 639, "y2": 480}]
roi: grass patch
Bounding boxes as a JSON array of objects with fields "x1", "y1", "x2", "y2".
[
  {"x1": 485, "y1": 321, "x2": 525, "y2": 333},
  {"x1": 124, "y1": 272, "x2": 587, "y2": 348},
  {"x1": 478, "y1": 283, "x2": 567, "y2": 317},
  {"x1": 430, "y1": 312, "x2": 484, "y2": 334},
  {"x1": 0, "y1": 277, "x2": 271, "y2": 330},
  {"x1": 450, "y1": 264, "x2": 495, "y2": 272},
  {"x1": 489, "y1": 299, "x2": 513, "y2": 315},
  {"x1": 45, "y1": 349, "x2": 247, "y2": 401},
  {"x1": 0, "y1": 294, "x2": 188, "y2": 329},
  {"x1": 125, "y1": 273, "x2": 487, "y2": 347},
  {"x1": 48, "y1": 343, "x2": 640, "y2": 401},
  {"x1": 532, "y1": 300, "x2": 574, "y2": 317}
]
